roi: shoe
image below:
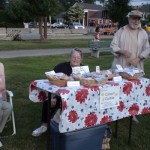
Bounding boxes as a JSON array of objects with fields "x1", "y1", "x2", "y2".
[
  {"x1": 32, "y1": 125, "x2": 47, "y2": 137},
  {"x1": 132, "y1": 116, "x2": 139, "y2": 124},
  {"x1": 0, "y1": 140, "x2": 3, "y2": 147}
]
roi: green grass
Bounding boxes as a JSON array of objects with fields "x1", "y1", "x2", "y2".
[
  {"x1": 0, "y1": 39, "x2": 112, "y2": 50},
  {"x1": 0, "y1": 53, "x2": 150, "y2": 150}
]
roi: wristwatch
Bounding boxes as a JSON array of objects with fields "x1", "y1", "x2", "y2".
[{"x1": 139, "y1": 57, "x2": 145, "y2": 61}]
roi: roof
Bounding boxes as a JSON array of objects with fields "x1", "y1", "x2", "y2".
[
  {"x1": 74, "y1": 2, "x2": 104, "y2": 11},
  {"x1": 89, "y1": 11, "x2": 103, "y2": 18},
  {"x1": 55, "y1": 12, "x2": 65, "y2": 18}
]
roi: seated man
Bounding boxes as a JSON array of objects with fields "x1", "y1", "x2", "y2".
[
  {"x1": 32, "y1": 48, "x2": 84, "y2": 136},
  {"x1": 0, "y1": 79, "x2": 13, "y2": 147}
]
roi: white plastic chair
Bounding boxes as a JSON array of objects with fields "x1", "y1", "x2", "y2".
[{"x1": 0, "y1": 62, "x2": 16, "y2": 136}]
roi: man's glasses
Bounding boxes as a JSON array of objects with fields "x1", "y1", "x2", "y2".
[{"x1": 131, "y1": 16, "x2": 141, "y2": 20}]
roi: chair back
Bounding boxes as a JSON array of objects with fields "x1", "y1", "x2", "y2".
[
  {"x1": 0, "y1": 62, "x2": 6, "y2": 100},
  {"x1": 0, "y1": 62, "x2": 16, "y2": 136}
]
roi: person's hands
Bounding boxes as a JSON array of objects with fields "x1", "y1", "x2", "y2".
[
  {"x1": 121, "y1": 50, "x2": 132, "y2": 58},
  {"x1": 117, "y1": 50, "x2": 132, "y2": 58},
  {"x1": 130, "y1": 58, "x2": 140, "y2": 67}
]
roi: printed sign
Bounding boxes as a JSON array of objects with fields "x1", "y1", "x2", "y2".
[
  {"x1": 116, "y1": 64, "x2": 123, "y2": 72},
  {"x1": 72, "y1": 66, "x2": 90, "y2": 75},
  {"x1": 96, "y1": 66, "x2": 100, "y2": 73},
  {"x1": 99, "y1": 86, "x2": 120, "y2": 110},
  {"x1": 67, "y1": 81, "x2": 80, "y2": 87},
  {"x1": 113, "y1": 76, "x2": 122, "y2": 82}
]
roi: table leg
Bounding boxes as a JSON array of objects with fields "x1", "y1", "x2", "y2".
[
  {"x1": 47, "y1": 92, "x2": 51, "y2": 150},
  {"x1": 114, "y1": 120, "x2": 118, "y2": 138},
  {"x1": 128, "y1": 116, "x2": 133, "y2": 144}
]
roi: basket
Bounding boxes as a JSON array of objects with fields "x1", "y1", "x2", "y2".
[
  {"x1": 107, "y1": 73, "x2": 115, "y2": 80},
  {"x1": 95, "y1": 70, "x2": 115, "y2": 80},
  {"x1": 46, "y1": 75, "x2": 69, "y2": 87},
  {"x1": 75, "y1": 77, "x2": 108, "y2": 86},
  {"x1": 119, "y1": 72, "x2": 144, "y2": 80}
]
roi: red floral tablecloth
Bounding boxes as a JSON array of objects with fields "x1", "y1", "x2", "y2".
[{"x1": 29, "y1": 78, "x2": 150, "y2": 133}]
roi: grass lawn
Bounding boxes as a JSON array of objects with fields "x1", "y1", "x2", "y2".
[
  {"x1": 0, "y1": 53, "x2": 150, "y2": 150},
  {"x1": 0, "y1": 38, "x2": 112, "y2": 50}
]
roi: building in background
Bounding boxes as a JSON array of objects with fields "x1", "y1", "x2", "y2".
[{"x1": 73, "y1": 3, "x2": 110, "y2": 27}]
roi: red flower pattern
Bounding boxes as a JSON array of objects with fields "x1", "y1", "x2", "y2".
[
  {"x1": 56, "y1": 89, "x2": 69, "y2": 95},
  {"x1": 75, "y1": 89, "x2": 88, "y2": 103},
  {"x1": 128, "y1": 79, "x2": 141, "y2": 85},
  {"x1": 38, "y1": 91, "x2": 46, "y2": 102},
  {"x1": 31, "y1": 82, "x2": 37, "y2": 91},
  {"x1": 29, "y1": 78, "x2": 150, "y2": 133},
  {"x1": 146, "y1": 86, "x2": 150, "y2": 96},
  {"x1": 100, "y1": 116, "x2": 112, "y2": 124},
  {"x1": 128, "y1": 104, "x2": 139, "y2": 115},
  {"x1": 123, "y1": 82, "x2": 133, "y2": 95},
  {"x1": 141, "y1": 107, "x2": 150, "y2": 114},
  {"x1": 118, "y1": 101, "x2": 125, "y2": 112},
  {"x1": 107, "y1": 81, "x2": 119, "y2": 86},
  {"x1": 62, "y1": 100, "x2": 67, "y2": 111},
  {"x1": 84, "y1": 86, "x2": 99, "y2": 91},
  {"x1": 84, "y1": 113, "x2": 98, "y2": 127},
  {"x1": 68, "y1": 110, "x2": 78, "y2": 123}
]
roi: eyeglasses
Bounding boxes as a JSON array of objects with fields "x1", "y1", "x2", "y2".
[
  {"x1": 71, "y1": 56, "x2": 81, "y2": 60},
  {"x1": 130, "y1": 17, "x2": 141, "y2": 20}
]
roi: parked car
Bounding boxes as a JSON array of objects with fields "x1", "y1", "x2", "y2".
[
  {"x1": 27, "y1": 22, "x2": 38, "y2": 28},
  {"x1": 51, "y1": 22, "x2": 68, "y2": 28},
  {"x1": 37, "y1": 22, "x2": 51, "y2": 27},
  {"x1": 28, "y1": 22, "x2": 34, "y2": 28},
  {"x1": 69, "y1": 22, "x2": 85, "y2": 29}
]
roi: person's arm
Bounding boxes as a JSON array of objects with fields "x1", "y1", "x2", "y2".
[
  {"x1": 139, "y1": 35, "x2": 150, "y2": 60},
  {"x1": 53, "y1": 62, "x2": 72, "y2": 76},
  {"x1": 116, "y1": 50, "x2": 132, "y2": 58},
  {"x1": 130, "y1": 32, "x2": 150, "y2": 67},
  {"x1": 110, "y1": 29, "x2": 132, "y2": 58},
  {"x1": 53, "y1": 63, "x2": 62, "y2": 73},
  {"x1": 110, "y1": 28, "x2": 127, "y2": 56},
  {"x1": 110, "y1": 28, "x2": 122, "y2": 56},
  {"x1": 0, "y1": 76, "x2": 5, "y2": 91}
]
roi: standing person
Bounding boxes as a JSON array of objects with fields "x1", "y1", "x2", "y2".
[
  {"x1": 94, "y1": 26, "x2": 101, "y2": 41},
  {"x1": 111, "y1": 10, "x2": 150, "y2": 70},
  {"x1": 110, "y1": 10, "x2": 150, "y2": 123},
  {"x1": 32, "y1": 48, "x2": 84, "y2": 136}
]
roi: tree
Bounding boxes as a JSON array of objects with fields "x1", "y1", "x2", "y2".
[
  {"x1": 66, "y1": 5, "x2": 84, "y2": 23},
  {"x1": 106, "y1": 0, "x2": 132, "y2": 28},
  {"x1": 21, "y1": 0, "x2": 57, "y2": 39},
  {"x1": 83, "y1": 0, "x2": 95, "y2": 3},
  {"x1": 144, "y1": 4, "x2": 150, "y2": 24},
  {"x1": 147, "y1": 14, "x2": 150, "y2": 23},
  {"x1": 5, "y1": 0, "x2": 64, "y2": 38},
  {"x1": 99, "y1": 0, "x2": 106, "y2": 6},
  {"x1": 5, "y1": 0, "x2": 28, "y2": 22},
  {"x1": 59, "y1": 0, "x2": 95, "y2": 11},
  {"x1": 0, "y1": 0, "x2": 6, "y2": 9}
]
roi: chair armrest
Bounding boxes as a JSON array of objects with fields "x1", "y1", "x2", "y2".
[{"x1": 6, "y1": 90, "x2": 14, "y2": 97}]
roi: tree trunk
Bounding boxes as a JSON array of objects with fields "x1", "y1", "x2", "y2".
[
  {"x1": 39, "y1": 17, "x2": 43, "y2": 39},
  {"x1": 43, "y1": 16, "x2": 47, "y2": 39}
]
